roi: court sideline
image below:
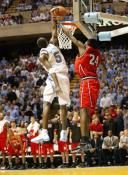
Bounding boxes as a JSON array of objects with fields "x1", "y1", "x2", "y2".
[{"x1": 0, "y1": 166, "x2": 128, "y2": 175}]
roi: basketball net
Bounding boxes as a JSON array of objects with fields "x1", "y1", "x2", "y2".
[{"x1": 57, "y1": 21, "x2": 77, "y2": 49}]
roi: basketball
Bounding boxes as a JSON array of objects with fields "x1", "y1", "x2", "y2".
[{"x1": 52, "y1": 6, "x2": 67, "y2": 17}]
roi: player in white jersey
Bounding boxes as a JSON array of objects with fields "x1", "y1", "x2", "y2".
[{"x1": 31, "y1": 9, "x2": 70, "y2": 144}]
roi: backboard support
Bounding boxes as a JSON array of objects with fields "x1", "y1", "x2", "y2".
[
  {"x1": 73, "y1": 0, "x2": 96, "y2": 39},
  {"x1": 73, "y1": 0, "x2": 128, "y2": 41}
]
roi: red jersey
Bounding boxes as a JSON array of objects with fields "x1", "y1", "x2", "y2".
[
  {"x1": 9, "y1": 135, "x2": 20, "y2": 146},
  {"x1": 0, "y1": 120, "x2": 8, "y2": 153},
  {"x1": 8, "y1": 134, "x2": 23, "y2": 156},
  {"x1": 0, "y1": 121, "x2": 7, "y2": 140},
  {"x1": 75, "y1": 46, "x2": 101, "y2": 78},
  {"x1": 89, "y1": 122, "x2": 103, "y2": 132}
]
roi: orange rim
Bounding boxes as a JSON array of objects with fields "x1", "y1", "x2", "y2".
[{"x1": 60, "y1": 21, "x2": 77, "y2": 28}]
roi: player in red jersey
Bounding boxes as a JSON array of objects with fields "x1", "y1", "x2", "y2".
[
  {"x1": 0, "y1": 113, "x2": 9, "y2": 169},
  {"x1": 62, "y1": 27, "x2": 107, "y2": 152},
  {"x1": 27, "y1": 116, "x2": 40, "y2": 168},
  {"x1": 7, "y1": 129, "x2": 25, "y2": 169}
]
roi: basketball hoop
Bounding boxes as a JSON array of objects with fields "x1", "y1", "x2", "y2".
[{"x1": 57, "y1": 21, "x2": 77, "y2": 49}]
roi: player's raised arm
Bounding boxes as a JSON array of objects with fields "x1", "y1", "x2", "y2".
[
  {"x1": 61, "y1": 25, "x2": 84, "y2": 49},
  {"x1": 49, "y1": 10, "x2": 58, "y2": 46},
  {"x1": 99, "y1": 57, "x2": 107, "y2": 81}
]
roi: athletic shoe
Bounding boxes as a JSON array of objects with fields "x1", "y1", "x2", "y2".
[
  {"x1": 76, "y1": 162, "x2": 86, "y2": 168},
  {"x1": 71, "y1": 142, "x2": 92, "y2": 153},
  {"x1": 31, "y1": 129, "x2": 50, "y2": 143},
  {"x1": 31, "y1": 163, "x2": 37, "y2": 169},
  {"x1": 0, "y1": 166, "x2": 6, "y2": 170},
  {"x1": 18, "y1": 164, "x2": 25, "y2": 170},
  {"x1": 57, "y1": 163, "x2": 69, "y2": 168},
  {"x1": 70, "y1": 162, "x2": 77, "y2": 168},
  {"x1": 41, "y1": 163, "x2": 48, "y2": 169},
  {"x1": 50, "y1": 163, "x2": 56, "y2": 169},
  {"x1": 60, "y1": 130, "x2": 67, "y2": 142}
]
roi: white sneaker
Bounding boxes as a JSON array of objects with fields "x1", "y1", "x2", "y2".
[
  {"x1": 60, "y1": 130, "x2": 67, "y2": 142},
  {"x1": 31, "y1": 129, "x2": 50, "y2": 143}
]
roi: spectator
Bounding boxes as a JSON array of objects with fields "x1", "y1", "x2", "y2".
[
  {"x1": 100, "y1": 91, "x2": 114, "y2": 109},
  {"x1": 89, "y1": 117, "x2": 103, "y2": 139},
  {"x1": 102, "y1": 130, "x2": 119, "y2": 165},
  {"x1": 121, "y1": 89, "x2": 128, "y2": 110},
  {"x1": 118, "y1": 129, "x2": 128, "y2": 165},
  {"x1": 89, "y1": 133, "x2": 103, "y2": 166},
  {"x1": 103, "y1": 112, "x2": 116, "y2": 137},
  {"x1": 115, "y1": 107, "x2": 124, "y2": 136},
  {"x1": 123, "y1": 109, "x2": 128, "y2": 130}
]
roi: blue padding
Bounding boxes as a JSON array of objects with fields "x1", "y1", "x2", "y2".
[
  {"x1": 98, "y1": 32, "x2": 111, "y2": 41},
  {"x1": 84, "y1": 12, "x2": 99, "y2": 23}
]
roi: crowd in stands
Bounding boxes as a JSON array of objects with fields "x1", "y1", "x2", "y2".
[
  {"x1": 0, "y1": 9, "x2": 73, "y2": 26},
  {"x1": 16, "y1": 0, "x2": 72, "y2": 12},
  {"x1": 0, "y1": 13, "x2": 23, "y2": 26},
  {"x1": 95, "y1": 1, "x2": 128, "y2": 15},
  {"x1": 0, "y1": 0, "x2": 128, "y2": 26},
  {"x1": 30, "y1": 9, "x2": 50, "y2": 22},
  {"x1": 0, "y1": 0, "x2": 12, "y2": 15},
  {"x1": 0, "y1": 0, "x2": 73, "y2": 26},
  {"x1": 0, "y1": 44, "x2": 128, "y2": 169}
]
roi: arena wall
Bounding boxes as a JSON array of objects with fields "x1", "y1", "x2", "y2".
[{"x1": 0, "y1": 22, "x2": 51, "y2": 38}]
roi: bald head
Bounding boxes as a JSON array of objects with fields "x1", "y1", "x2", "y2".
[{"x1": 37, "y1": 37, "x2": 48, "y2": 48}]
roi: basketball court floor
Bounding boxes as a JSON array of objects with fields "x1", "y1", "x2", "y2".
[{"x1": 0, "y1": 167, "x2": 128, "y2": 175}]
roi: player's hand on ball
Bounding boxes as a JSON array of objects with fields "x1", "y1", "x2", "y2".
[
  {"x1": 50, "y1": 7, "x2": 59, "y2": 20},
  {"x1": 50, "y1": 7, "x2": 59, "y2": 14}
]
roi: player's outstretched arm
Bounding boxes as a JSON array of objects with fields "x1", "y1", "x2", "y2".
[
  {"x1": 99, "y1": 60, "x2": 107, "y2": 81},
  {"x1": 49, "y1": 11, "x2": 58, "y2": 46},
  {"x1": 61, "y1": 25, "x2": 84, "y2": 49}
]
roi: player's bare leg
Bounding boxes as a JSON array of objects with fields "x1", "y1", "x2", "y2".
[
  {"x1": 72, "y1": 108, "x2": 92, "y2": 153},
  {"x1": 18, "y1": 154, "x2": 26, "y2": 169},
  {"x1": 60, "y1": 105, "x2": 67, "y2": 130},
  {"x1": 43, "y1": 102, "x2": 51, "y2": 129},
  {"x1": 1, "y1": 153, "x2": 6, "y2": 169},
  {"x1": 60, "y1": 105, "x2": 68, "y2": 142},
  {"x1": 80, "y1": 108, "x2": 90, "y2": 143},
  {"x1": 31, "y1": 102, "x2": 51, "y2": 143}
]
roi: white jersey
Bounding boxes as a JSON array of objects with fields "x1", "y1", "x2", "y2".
[
  {"x1": 39, "y1": 43, "x2": 68, "y2": 74},
  {"x1": 39, "y1": 43, "x2": 70, "y2": 106}
]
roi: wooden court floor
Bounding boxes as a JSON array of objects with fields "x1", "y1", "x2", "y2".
[{"x1": 0, "y1": 166, "x2": 128, "y2": 175}]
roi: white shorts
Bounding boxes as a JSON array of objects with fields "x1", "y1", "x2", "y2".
[{"x1": 43, "y1": 73, "x2": 70, "y2": 106}]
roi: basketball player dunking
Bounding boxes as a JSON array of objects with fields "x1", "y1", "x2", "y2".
[{"x1": 31, "y1": 8, "x2": 70, "y2": 143}]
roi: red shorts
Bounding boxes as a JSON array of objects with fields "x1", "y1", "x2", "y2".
[
  {"x1": 58, "y1": 141, "x2": 69, "y2": 153},
  {"x1": 80, "y1": 79, "x2": 100, "y2": 116},
  {"x1": 41, "y1": 143, "x2": 54, "y2": 155},
  {"x1": 30, "y1": 142, "x2": 39, "y2": 155},
  {"x1": 21, "y1": 135, "x2": 27, "y2": 153},
  {"x1": 0, "y1": 139, "x2": 7, "y2": 153},
  {"x1": 71, "y1": 143, "x2": 80, "y2": 150},
  {"x1": 8, "y1": 144, "x2": 22, "y2": 156}
]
